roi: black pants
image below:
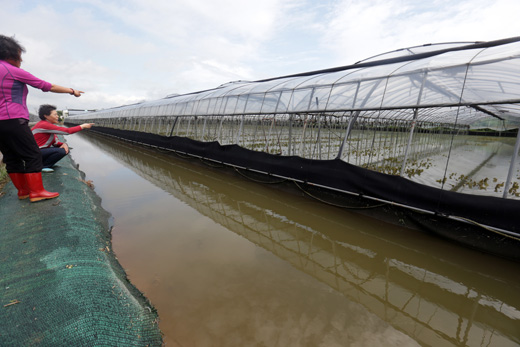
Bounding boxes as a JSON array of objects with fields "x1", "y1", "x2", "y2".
[
  {"x1": 41, "y1": 147, "x2": 67, "y2": 168},
  {"x1": 0, "y1": 118, "x2": 43, "y2": 173}
]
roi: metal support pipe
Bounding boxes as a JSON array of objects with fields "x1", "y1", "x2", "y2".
[
  {"x1": 297, "y1": 115, "x2": 304, "y2": 156},
  {"x1": 400, "y1": 72, "x2": 427, "y2": 176},
  {"x1": 186, "y1": 117, "x2": 192, "y2": 137},
  {"x1": 503, "y1": 128, "x2": 520, "y2": 198},
  {"x1": 315, "y1": 97, "x2": 322, "y2": 159},
  {"x1": 218, "y1": 116, "x2": 225, "y2": 143},
  {"x1": 336, "y1": 111, "x2": 359, "y2": 160},
  {"x1": 336, "y1": 82, "x2": 361, "y2": 159},
  {"x1": 288, "y1": 114, "x2": 293, "y2": 155},
  {"x1": 400, "y1": 112, "x2": 418, "y2": 176},
  {"x1": 236, "y1": 115, "x2": 244, "y2": 144},
  {"x1": 265, "y1": 116, "x2": 275, "y2": 152},
  {"x1": 169, "y1": 116, "x2": 179, "y2": 137},
  {"x1": 202, "y1": 117, "x2": 207, "y2": 141}
]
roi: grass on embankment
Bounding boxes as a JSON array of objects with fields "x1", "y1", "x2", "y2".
[{"x1": 0, "y1": 162, "x2": 8, "y2": 195}]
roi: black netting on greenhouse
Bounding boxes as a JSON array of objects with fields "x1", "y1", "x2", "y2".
[{"x1": 81, "y1": 126, "x2": 520, "y2": 234}]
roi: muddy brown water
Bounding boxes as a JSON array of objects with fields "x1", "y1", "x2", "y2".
[{"x1": 65, "y1": 132, "x2": 520, "y2": 347}]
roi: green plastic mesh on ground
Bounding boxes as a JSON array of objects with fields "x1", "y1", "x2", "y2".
[{"x1": 0, "y1": 156, "x2": 163, "y2": 346}]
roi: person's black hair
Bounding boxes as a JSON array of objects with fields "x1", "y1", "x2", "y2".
[
  {"x1": 0, "y1": 35, "x2": 25, "y2": 61},
  {"x1": 38, "y1": 104, "x2": 57, "y2": 120}
]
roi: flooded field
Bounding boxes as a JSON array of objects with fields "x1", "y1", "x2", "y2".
[{"x1": 66, "y1": 132, "x2": 520, "y2": 347}]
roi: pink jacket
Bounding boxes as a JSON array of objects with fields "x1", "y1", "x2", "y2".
[{"x1": 0, "y1": 60, "x2": 52, "y2": 121}]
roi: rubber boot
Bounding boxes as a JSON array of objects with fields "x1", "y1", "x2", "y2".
[
  {"x1": 8, "y1": 173, "x2": 30, "y2": 200},
  {"x1": 25, "y1": 172, "x2": 60, "y2": 202}
]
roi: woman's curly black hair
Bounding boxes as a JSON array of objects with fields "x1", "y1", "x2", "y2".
[{"x1": 0, "y1": 35, "x2": 25, "y2": 61}]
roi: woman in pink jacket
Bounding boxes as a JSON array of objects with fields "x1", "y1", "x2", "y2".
[{"x1": 0, "y1": 34, "x2": 84, "y2": 202}]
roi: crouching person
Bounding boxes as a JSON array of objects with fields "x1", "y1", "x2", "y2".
[{"x1": 32, "y1": 104, "x2": 94, "y2": 172}]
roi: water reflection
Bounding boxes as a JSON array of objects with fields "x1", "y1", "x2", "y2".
[{"x1": 68, "y1": 132, "x2": 520, "y2": 347}]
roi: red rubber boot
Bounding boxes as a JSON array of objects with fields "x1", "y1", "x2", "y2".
[
  {"x1": 25, "y1": 172, "x2": 60, "y2": 202},
  {"x1": 8, "y1": 173, "x2": 30, "y2": 199}
]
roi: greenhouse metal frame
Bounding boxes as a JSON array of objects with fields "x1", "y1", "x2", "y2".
[{"x1": 67, "y1": 37, "x2": 520, "y2": 261}]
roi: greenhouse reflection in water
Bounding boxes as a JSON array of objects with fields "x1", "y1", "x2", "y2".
[{"x1": 67, "y1": 132, "x2": 520, "y2": 347}]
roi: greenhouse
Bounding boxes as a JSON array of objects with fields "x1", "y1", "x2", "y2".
[{"x1": 67, "y1": 37, "x2": 520, "y2": 260}]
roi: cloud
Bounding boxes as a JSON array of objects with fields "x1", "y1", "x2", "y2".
[
  {"x1": 1, "y1": 0, "x2": 519, "y2": 113},
  {"x1": 321, "y1": 0, "x2": 520, "y2": 66},
  {"x1": 3, "y1": 0, "x2": 303, "y2": 111}
]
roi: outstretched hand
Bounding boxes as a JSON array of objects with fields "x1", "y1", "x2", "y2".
[
  {"x1": 72, "y1": 90, "x2": 84, "y2": 97},
  {"x1": 80, "y1": 123, "x2": 95, "y2": 129}
]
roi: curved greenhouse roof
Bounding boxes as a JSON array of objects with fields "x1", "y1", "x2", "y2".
[
  {"x1": 66, "y1": 37, "x2": 520, "y2": 261},
  {"x1": 72, "y1": 37, "x2": 520, "y2": 129}
]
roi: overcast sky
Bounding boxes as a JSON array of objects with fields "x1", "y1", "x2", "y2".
[{"x1": 2, "y1": 0, "x2": 520, "y2": 114}]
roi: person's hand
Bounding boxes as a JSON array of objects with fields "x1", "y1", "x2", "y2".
[
  {"x1": 71, "y1": 89, "x2": 84, "y2": 97},
  {"x1": 60, "y1": 143, "x2": 70, "y2": 154},
  {"x1": 80, "y1": 123, "x2": 94, "y2": 129}
]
